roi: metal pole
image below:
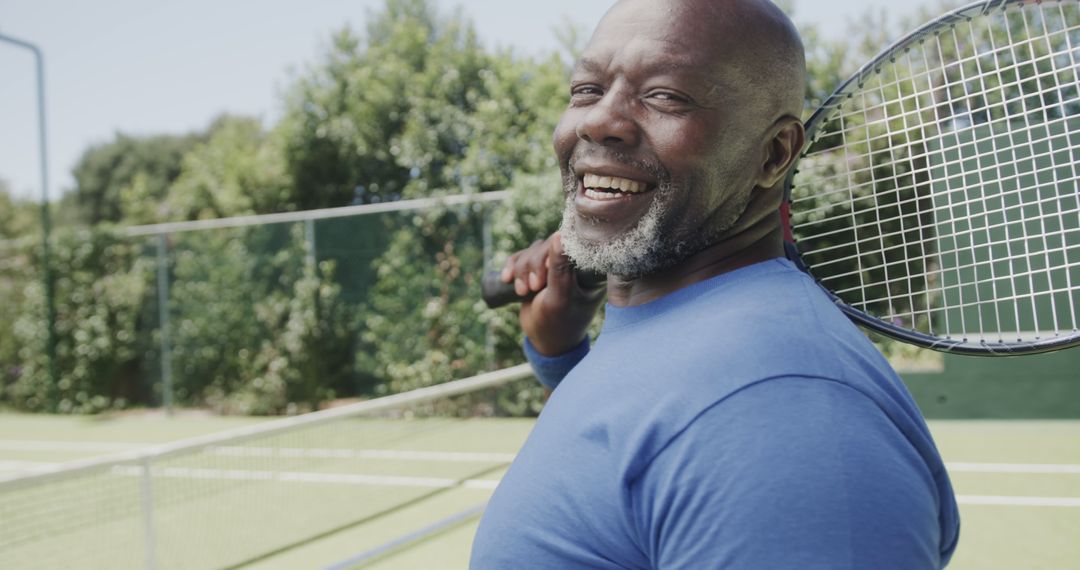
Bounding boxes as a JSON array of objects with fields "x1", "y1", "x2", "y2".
[
  {"x1": 156, "y1": 235, "x2": 173, "y2": 415},
  {"x1": 482, "y1": 206, "x2": 495, "y2": 368},
  {"x1": 304, "y1": 218, "x2": 316, "y2": 271},
  {"x1": 0, "y1": 33, "x2": 58, "y2": 387},
  {"x1": 139, "y1": 456, "x2": 158, "y2": 570}
]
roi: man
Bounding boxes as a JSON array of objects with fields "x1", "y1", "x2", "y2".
[{"x1": 471, "y1": 0, "x2": 960, "y2": 567}]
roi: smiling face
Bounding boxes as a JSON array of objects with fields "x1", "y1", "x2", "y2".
[{"x1": 556, "y1": 0, "x2": 803, "y2": 279}]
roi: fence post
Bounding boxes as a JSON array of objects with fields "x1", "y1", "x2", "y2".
[
  {"x1": 482, "y1": 206, "x2": 495, "y2": 368},
  {"x1": 304, "y1": 218, "x2": 317, "y2": 271},
  {"x1": 139, "y1": 457, "x2": 158, "y2": 570},
  {"x1": 156, "y1": 234, "x2": 173, "y2": 414}
]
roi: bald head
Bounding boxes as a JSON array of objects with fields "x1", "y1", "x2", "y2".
[{"x1": 599, "y1": 0, "x2": 806, "y2": 122}]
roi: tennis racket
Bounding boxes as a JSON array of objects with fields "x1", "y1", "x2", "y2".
[
  {"x1": 484, "y1": 0, "x2": 1080, "y2": 355},
  {"x1": 787, "y1": 0, "x2": 1079, "y2": 355}
]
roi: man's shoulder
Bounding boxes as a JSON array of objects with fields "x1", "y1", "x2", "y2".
[
  {"x1": 629, "y1": 375, "x2": 958, "y2": 568},
  {"x1": 556, "y1": 258, "x2": 920, "y2": 477},
  {"x1": 603, "y1": 258, "x2": 895, "y2": 387}
]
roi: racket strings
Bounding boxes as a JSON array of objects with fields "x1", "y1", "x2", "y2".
[
  {"x1": 1008, "y1": 3, "x2": 1079, "y2": 336},
  {"x1": 798, "y1": 177, "x2": 1075, "y2": 242},
  {"x1": 793, "y1": 113, "x2": 1078, "y2": 205},
  {"x1": 791, "y1": 0, "x2": 1080, "y2": 345},
  {"x1": 801, "y1": 43, "x2": 1079, "y2": 158},
  {"x1": 809, "y1": 207, "x2": 1078, "y2": 278}
]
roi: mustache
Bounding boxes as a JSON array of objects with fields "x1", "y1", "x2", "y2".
[{"x1": 567, "y1": 148, "x2": 668, "y2": 181}]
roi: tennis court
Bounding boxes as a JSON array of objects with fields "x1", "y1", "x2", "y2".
[{"x1": 0, "y1": 366, "x2": 1077, "y2": 570}]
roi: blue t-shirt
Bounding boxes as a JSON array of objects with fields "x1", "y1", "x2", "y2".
[{"x1": 471, "y1": 258, "x2": 959, "y2": 569}]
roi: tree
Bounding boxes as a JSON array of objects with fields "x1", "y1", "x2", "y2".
[
  {"x1": 277, "y1": 24, "x2": 411, "y2": 209},
  {"x1": 70, "y1": 132, "x2": 201, "y2": 225},
  {"x1": 340, "y1": 2, "x2": 569, "y2": 403},
  {"x1": 6, "y1": 227, "x2": 154, "y2": 412},
  {"x1": 164, "y1": 115, "x2": 292, "y2": 220},
  {"x1": 0, "y1": 180, "x2": 40, "y2": 239},
  {"x1": 0, "y1": 181, "x2": 38, "y2": 395}
]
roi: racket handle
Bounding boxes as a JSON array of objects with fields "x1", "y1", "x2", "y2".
[{"x1": 481, "y1": 269, "x2": 606, "y2": 309}]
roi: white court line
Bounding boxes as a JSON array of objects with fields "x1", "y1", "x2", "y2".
[
  {"x1": 0, "y1": 461, "x2": 75, "y2": 482},
  {"x1": 10, "y1": 440, "x2": 1080, "y2": 473},
  {"x1": 0, "y1": 440, "x2": 516, "y2": 462},
  {"x1": 105, "y1": 466, "x2": 1080, "y2": 504},
  {"x1": 209, "y1": 446, "x2": 517, "y2": 463},
  {"x1": 0, "y1": 460, "x2": 60, "y2": 472},
  {"x1": 110, "y1": 465, "x2": 502, "y2": 490},
  {"x1": 12, "y1": 459, "x2": 1077, "y2": 506},
  {"x1": 947, "y1": 462, "x2": 1080, "y2": 474},
  {"x1": 0, "y1": 440, "x2": 143, "y2": 452},
  {"x1": 957, "y1": 495, "x2": 1080, "y2": 508}
]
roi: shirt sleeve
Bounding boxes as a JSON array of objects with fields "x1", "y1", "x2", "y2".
[
  {"x1": 523, "y1": 336, "x2": 590, "y2": 390},
  {"x1": 631, "y1": 376, "x2": 953, "y2": 570}
]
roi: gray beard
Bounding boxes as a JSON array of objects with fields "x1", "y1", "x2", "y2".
[{"x1": 559, "y1": 177, "x2": 730, "y2": 279}]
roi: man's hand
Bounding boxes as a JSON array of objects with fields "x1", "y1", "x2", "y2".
[{"x1": 500, "y1": 233, "x2": 606, "y2": 356}]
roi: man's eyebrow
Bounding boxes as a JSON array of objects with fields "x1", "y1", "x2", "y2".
[
  {"x1": 572, "y1": 58, "x2": 606, "y2": 76},
  {"x1": 572, "y1": 57, "x2": 709, "y2": 78}
]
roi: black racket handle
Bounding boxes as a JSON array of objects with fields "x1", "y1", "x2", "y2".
[{"x1": 481, "y1": 269, "x2": 606, "y2": 309}]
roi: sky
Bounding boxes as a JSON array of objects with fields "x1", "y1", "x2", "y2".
[{"x1": 0, "y1": 0, "x2": 943, "y2": 201}]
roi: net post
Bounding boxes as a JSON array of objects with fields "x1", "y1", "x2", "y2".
[
  {"x1": 156, "y1": 234, "x2": 173, "y2": 415},
  {"x1": 139, "y1": 456, "x2": 158, "y2": 570}
]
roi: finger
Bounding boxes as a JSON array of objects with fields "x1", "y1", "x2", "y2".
[
  {"x1": 512, "y1": 239, "x2": 547, "y2": 293},
  {"x1": 544, "y1": 233, "x2": 576, "y2": 297},
  {"x1": 529, "y1": 249, "x2": 549, "y2": 292},
  {"x1": 500, "y1": 255, "x2": 515, "y2": 283}
]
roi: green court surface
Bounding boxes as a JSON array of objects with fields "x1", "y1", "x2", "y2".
[{"x1": 1, "y1": 411, "x2": 1077, "y2": 569}]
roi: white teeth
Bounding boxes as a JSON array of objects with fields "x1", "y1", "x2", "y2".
[
  {"x1": 585, "y1": 188, "x2": 622, "y2": 201},
  {"x1": 582, "y1": 173, "x2": 648, "y2": 194}
]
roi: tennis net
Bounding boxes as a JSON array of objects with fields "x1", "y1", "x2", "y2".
[{"x1": 0, "y1": 364, "x2": 533, "y2": 570}]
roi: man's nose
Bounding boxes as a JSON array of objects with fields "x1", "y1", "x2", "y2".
[{"x1": 575, "y1": 93, "x2": 640, "y2": 148}]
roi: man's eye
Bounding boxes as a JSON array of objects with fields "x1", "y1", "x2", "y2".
[
  {"x1": 648, "y1": 91, "x2": 689, "y2": 103},
  {"x1": 571, "y1": 85, "x2": 603, "y2": 97}
]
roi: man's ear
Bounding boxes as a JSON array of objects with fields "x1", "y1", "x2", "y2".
[{"x1": 757, "y1": 116, "x2": 805, "y2": 188}]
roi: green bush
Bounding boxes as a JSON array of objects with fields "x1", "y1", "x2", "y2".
[
  {"x1": 7, "y1": 227, "x2": 153, "y2": 413},
  {"x1": 207, "y1": 260, "x2": 357, "y2": 415}
]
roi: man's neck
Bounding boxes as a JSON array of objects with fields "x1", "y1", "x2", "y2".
[{"x1": 606, "y1": 214, "x2": 785, "y2": 307}]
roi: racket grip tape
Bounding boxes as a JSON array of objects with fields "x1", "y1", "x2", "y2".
[{"x1": 481, "y1": 269, "x2": 606, "y2": 309}]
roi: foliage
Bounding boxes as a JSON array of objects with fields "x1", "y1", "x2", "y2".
[
  {"x1": 355, "y1": 15, "x2": 568, "y2": 414},
  {"x1": 277, "y1": 25, "x2": 410, "y2": 209},
  {"x1": 358, "y1": 208, "x2": 488, "y2": 395},
  {"x1": 165, "y1": 227, "x2": 286, "y2": 405},
  {"x1": 0, "y1": 181, "x2": 41, "y2": 240},
  {"x1": 273, "y1": 0, "x2": 570, "y2": 414},
  {"x1": 0, "y1": 182, "x2": 37, "y2": 395},
  {"x1": 158, "y1": 223, "x2": 359, "y2": 415},
  {"x1": 164, "y1": 115, "x2": 293, "y2": 220},
  {"x1": 1, "y1": 184, "x2": 45, "y2": 402},
  {"x1": 69, "y1": 132, "x2": 201, "y2": 225},
  {"x1": 208, "y1": 260, "x2": 357, "y2": 415},
  {"x1": 5, "y1": 227, "x2": 153, "y2": 412}
]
